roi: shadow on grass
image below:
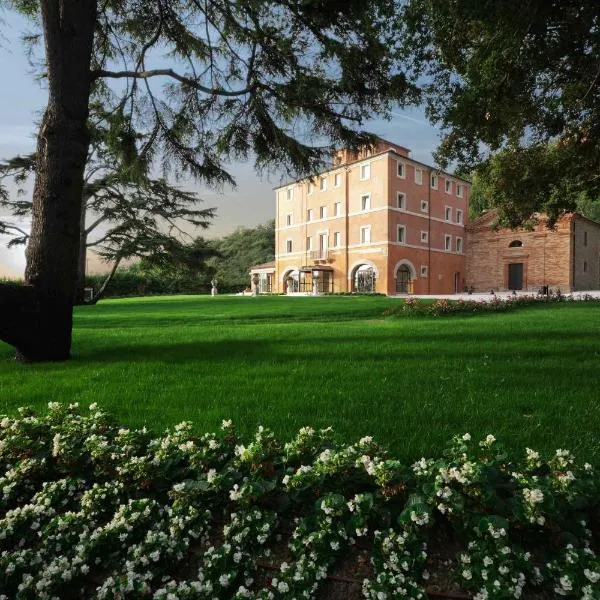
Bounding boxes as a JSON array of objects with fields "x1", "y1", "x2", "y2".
[
  {"x1": 74, "y1": 329, "x2": 599, "y2": 366},
  {"x1": 74, "y1": 300, "x2": 600, "y2": 329}
]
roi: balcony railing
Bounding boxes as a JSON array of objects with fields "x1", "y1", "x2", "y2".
[{"x1": 309, "y1": 249, "x2": 329, "y2": 261}]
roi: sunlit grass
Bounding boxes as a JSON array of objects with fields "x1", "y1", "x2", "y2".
[{"x1": 1, "y1": 295, "x2": 599, "y2": 463}]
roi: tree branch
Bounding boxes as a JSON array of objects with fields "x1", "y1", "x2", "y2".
[{"x1": 91, "y1": 68, "x2": 254, "y2": 97}]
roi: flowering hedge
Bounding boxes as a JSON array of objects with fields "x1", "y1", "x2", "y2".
[
  {"x1": 0, "y1": 404, "x2": 598, "y2": 599},
  {"x1": 383, "y1": 293, "x2": 600, "y2": 318}
]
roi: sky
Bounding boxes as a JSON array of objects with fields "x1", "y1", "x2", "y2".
[{"x1": 0, "y1": 10, "x2": 444, "y2": 278}]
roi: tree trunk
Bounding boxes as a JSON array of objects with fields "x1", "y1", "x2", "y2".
[
  {"x1": 88, "y1": 257, "x2": 122, "y2": 304},
  {"x1": 74, "y1": 207, "x2": 88, "y2": 305},
  {"x1": 0, "y1": 0, "x2": 98, "y2": 362}
]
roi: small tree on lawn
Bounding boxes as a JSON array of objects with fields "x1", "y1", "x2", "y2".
[{"x1": 0, "y1": 117, "x2": 215, "y2": 303}]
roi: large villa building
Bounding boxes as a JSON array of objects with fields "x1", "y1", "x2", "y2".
[{"x1": 251, "y1": 138, "x2": 600, "y2": 295}]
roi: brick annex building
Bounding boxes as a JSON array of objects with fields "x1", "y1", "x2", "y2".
[
  {"x1": 250, "y1": 138, "x2": 600, "y2": 295},
  {"x1": 467, "y1": 210, "x2": 600, "y2": 293}
]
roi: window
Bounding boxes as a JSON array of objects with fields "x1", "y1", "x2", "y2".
[
  {"x1": 286, "y1": 187, "x2": 293, "y2": 200},
  {"x1": 307, "y1": 209, "x2": 313, "y2": 222},
  {"x1": 360, "y1": 226, "x2": 371, "y2": 244},
  {"x1": 457, "y1": 183, "x2": 463, "y2": 197},
  {"x1": 334, "y1": 173, "x2": 341, "y2": 187},
  {"x1": 307, "y1": 182, "x2": 314, "y2": 195},
  {"x1": 397, "y1": 225, "x2": 406, "y2": 244},
  {"x1": 456, "y1": 237, "x2": 463, "y2": 253},
  {"x1": 445, "y1": 206, "x2": 452, "y2": 222},
  {"x1": 361, "y1": 194, "x2": 371, "y2": 211},
  {"x1": 415, "y1": 168, "x2": 423, "y2": 185},
  {"x1": 420, "y1": 231, "x2": 428, "y2": 243},
  {"x1": 360, "y1": 164, "x2": 371, "y2": 180},
  {"x1": 334, "y1": 202, "x2": 342, "y2": 216},
  {"x1": 584, "y1": 261, "x2": 588, "y2": 273},
  {"x1": 334, "y1": 232, "x2": 341, "y2": 247},
  {"x1": 306, "y1": 236, "x2": 313, "y2": 251},
  {"x1": 456, "y1": 209, "x2": 463, "y2": 225},
  {"x1": 286, "y1": 240, "x2": 293, "y2": 253},
  {"x1": 431, "y1": 174, "x2": 438, "y2": 189},
  {"x1": 397, "y1": 192, "x2": 406, "y2": 209},
  {"x1": 286, "y1": 214, "x2": 292, "y2": 226},
  {"x1": 397, "y1": 161, "x2": 405, "y2": 178},
  {"x1": 320, "y1": 206, "x2": 326, "y2": 219},
  {"x1": 445, "y1": 234, "x2": 452, "y2": 251},
  {"x1": 320, "y1": 177, "x2": 327, "y2": 191},
  {"x1": 420, "y1": 265, "x2": 428, "y2": 278},
  {"x1": 584, "y1": 231, "x2": 588, "y2": 246},
  {"x1": 420, "y1": 200, "x2": 428, "y2": 213},
  {"x1": 509, "y1": 240, "x2": 523, "y2": 248},
  {"x1": 445, "y1": 179, "x2": 452, "y2": 194}
]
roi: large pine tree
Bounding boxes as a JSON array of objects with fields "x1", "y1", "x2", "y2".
[{"x1": 0, "y1": 0, "x2": 414, "y2": 361}]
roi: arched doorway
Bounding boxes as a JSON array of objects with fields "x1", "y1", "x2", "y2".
[
  {"x1": 396, "y1": 264, "x2": 412, "y2": 294},
  {"x1": 283, "y1": 270, "x2": 300, "y2": 293},
  {"x1": 352, "y1": 264, "x2": 376, "y2": 293}
]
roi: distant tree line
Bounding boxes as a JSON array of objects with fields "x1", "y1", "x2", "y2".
[{"x1": 85, "y1": 220, "x2": 274, "y2": 298}]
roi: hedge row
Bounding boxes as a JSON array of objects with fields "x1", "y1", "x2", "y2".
[{"x1": 84, "y1": 272, "x2": 247, "y2": 298}]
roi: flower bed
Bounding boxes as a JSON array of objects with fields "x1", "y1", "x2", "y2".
[
  {"x1": 0, "y1": 404, "x2": 598, "y2": 599},
  {"x1": 383, "y1": 293, "x2": 600, "y2": 318}
]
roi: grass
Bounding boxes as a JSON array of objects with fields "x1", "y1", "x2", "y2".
[{"x1": 1, "y1": 295, "x2": 599, "y2": 463}]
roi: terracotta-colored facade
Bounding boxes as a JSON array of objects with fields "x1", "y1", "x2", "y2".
[
  {"x1": 466, "y1": 211, "x2": 600, "y2": 292},
  {"x1": 271, "y1": 139, "x2": 470, "y2": 295}
]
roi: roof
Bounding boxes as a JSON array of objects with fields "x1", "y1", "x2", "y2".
[
  {"x1": 274, "y1": 145, "x2": 471, "y2": 190},
  {"x1": 249, "y1": 261, "x2": 275, "y2": 271},
  {"x1": 466, "y1": 209, "x2": 580, "y2": 233}
]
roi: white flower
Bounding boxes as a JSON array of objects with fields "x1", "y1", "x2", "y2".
[
  {"x1": 485, "y1": 434, "x2": 496, "y2": 445},
  {"x1": 523, "y1": 488, "x2": 544, "y2": 505},
  {"x1": 229, "y1": 485, "x2": 242, "y2": 501},
  {"x1": 221, "y1": 419, "x2": 232, "y2": 429},
  {"x1": 330, "y1": 541, "x2": 339, "y2": 550},
  {"x1": 235, "y1": 445, "x2": 246, "y2": 456},
  {"x1": 462, "y1": 433, "x2": 471, "y2": 441},
  {"x1": 206, "y1": 469, "x2": 217, "y2": 483},
  {"x1": 559, "y1": 575, "x2": 572, "y2": 591},
  {"x1": 483, "y1": 556, "x2": 493, "y2": 567},
  {"x1": 525, "y1": 447, "x2": 539, "y2": 461},
  {"x1": 359, "y1": 436, "x2": 373, "y2": 445},
  {"x1": 89, "y1": 403, "x2": 98, "y2": 410},
  {"x1": 219, "y1": 574, "x2": 230, "y2": 587},
  {"x1": 584, "y1": 569, "x2": 600, "y2": 583},
  {"x1": 462, "y1": 569, "x2": 472, "y2": 580},
  {"x1": 277, "y1": 581, "x2": 290, "y2": 593}
]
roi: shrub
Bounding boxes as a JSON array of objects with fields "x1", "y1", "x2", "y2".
[
  {"x1": 0, "y1": 404, "x2": 598, "y2": 599},
  {"x1": 383, "y1": 293, "x2": 600, "y2": 318}
]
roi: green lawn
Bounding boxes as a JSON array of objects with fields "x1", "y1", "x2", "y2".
[{"x1": 1, "y1": 295, "x2": 599, "y2": 463}]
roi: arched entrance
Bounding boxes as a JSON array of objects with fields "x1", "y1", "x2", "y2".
[
  {"x1": 396, "y1": 264, "x2": 412, "y2": 294},
  {"x1": 283, "y1": 270, "x2": 300, "y2": 293},
  {"x1": 352, "y1": 264, "x2": 376, "y2": 293}
]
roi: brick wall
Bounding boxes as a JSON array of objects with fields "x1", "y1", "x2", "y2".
[
  {"x1": 572, "y1": 216, "x2": 600, "y2": 291},
  {"x1": 466, "y1": 213, "x2": 574, "y2": 292},
  {"x1": 274, "y1": 142, "x2": 470, "y2": 295}
]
